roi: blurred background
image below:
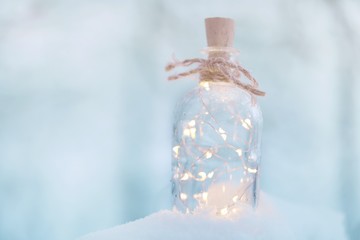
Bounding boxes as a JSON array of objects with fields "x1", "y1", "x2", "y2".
[{"x1": 0, "y1": 0, "x2": 359, "y2": 239}]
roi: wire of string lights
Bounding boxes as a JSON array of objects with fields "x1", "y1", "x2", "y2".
[{"x1": 168, "y1": 18, "x2": 264, "y2": 216}]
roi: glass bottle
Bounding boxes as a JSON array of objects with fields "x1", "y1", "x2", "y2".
[{"x1": 170, "y1": 18, "x2": 263, "y2": 216}]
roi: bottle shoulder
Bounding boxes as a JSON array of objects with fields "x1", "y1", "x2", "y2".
[{"x1": 177, "y1": 82, "x2": 262, "y2": 111}]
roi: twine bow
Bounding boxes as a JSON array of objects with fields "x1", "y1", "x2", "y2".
[{"x1": 165, "y1": 57, "x2": 265, "y2": 97}]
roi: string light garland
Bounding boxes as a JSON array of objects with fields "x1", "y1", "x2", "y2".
[{"x1": 168, "y1": 17, "x2": 264, "y2": 216}]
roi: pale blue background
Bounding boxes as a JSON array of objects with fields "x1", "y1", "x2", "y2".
[{"x1": 0, "y1": 0, "x2": 359, "y2": 239}]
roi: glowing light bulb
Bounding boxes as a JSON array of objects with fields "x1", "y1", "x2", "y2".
[
  {"x1": 207, "y1": 171, "x2": 214, "y2": 178},
  {"x1": 247, "y1": 167, "x2": 258, "y2": 173},
  {"x1": 180, "y1": 193, "x2": 188, "y2": 200},
  {"x1": 218, "y1": 128, "x2": 227, "y2": 140},
  {"x1": 188, "y1": 120, "x2": 196, "y2": 127},
  {"x1": 236, "y1": 148, "x2": 242, "y2": 157},
  {"x1": 232, "y1": 195, "x2": 239, "y2": 203},
  {"x1": 189, "y1": 128, "x2": 196, "y2": 139},
  {"x1": 198, "y1": 172, "x2": 207, "y2": 181},
  {"x1": 180, "y1": 173, "x2": 189, "y2": 181},
  {"x1": 241, "y1": 118, "x2": 252, "y2": 130},
  {"x1": 205, "y1": 151, "x2": 212, "y2": 159},
  {"x1": 172, "y1": 145, "x2": 180, "y2": 158},
  {"x1": 202, "y1": 192, "x2": 208, "y2": 201},
  {"x1": 245, "y1": 118, "x2": 252, "y2": 127},
  {"x1": 183, "y1": 128, "x2": 190, "y2": 137},
  {"x1": 183, "y1": 127, "x2": 196, "y2": 139},
  {"x1": 200, "y1": 81, "x2": 210, "y2": 91},
  {"x1": 220, "y1": 207, "x2": 228, "y2": 215}
]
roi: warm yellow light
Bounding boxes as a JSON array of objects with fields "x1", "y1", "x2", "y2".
[
  {"x1": 245, "y1": 118, "x2": 252, "y2": 127},
  {"x1": 180, "y1": 173, "x2": 189, "y2": 181},
  {"x1": 183, "y1": 128, "x2": 190, "y2": 137},
  {"x1": 200, "y1": 81, "x2": 210, "y2": 91},
  {"x1": 202, "y1": 192, "x2": 208, "y2": 201},
  {"x1": 190, "y1": 128, "x2": 196, "y2": 139},
  {"x1": 236, "y1": 148, "x2": 242, "y2": 157},
  {"x1": 198, "y1": 172, "x2": 207, "y2": 181},
  {"x1": 247, "y1": 167, "x2": 257, "y2": 173},
  {"x1": 222, "y1": 185, "x2": 226, "y2": 193},
  {"x1": 183, "y1": 127, "x2": 196, "y2": 139},
  {"x1": 172, "y1": 145, "x2": 180, "y2": 158},
  {"x1": 232, "y1": 195, "x2": 239, "y2": 203},
  {"x1": 207, "y1": 171, "x2": 214, "y2": 178},
  {"x1": 180, "y1": 193, "x2": 188, "y2": 200},
  {"x1": 241, "y1": 118, "x2": 252, "y2": 130},
  {"x1": 205, "y1": 151, "x2": 212, "y2": 159},
  {"x1": 218, "y1": 128, "x2": 227, "y2": 140},
  {"x1": 220, "y1": 207, "x2": 228, "y2": 215},
  {"x1": 188, "y1": 120, "x2": 196, "y2": 127}
]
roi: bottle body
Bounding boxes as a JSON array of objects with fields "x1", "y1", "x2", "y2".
[{"x1": 171, "y1": 81, "x2": 262, "y2": 215}]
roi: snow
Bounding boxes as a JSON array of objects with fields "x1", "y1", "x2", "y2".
[{"x1": 78, "y1": 193, "x2": 348, "y2": 240}]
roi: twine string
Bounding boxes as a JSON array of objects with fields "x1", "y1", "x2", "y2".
[{"x1": 165, "y1": 57, "x2": 265, "y2": 97}]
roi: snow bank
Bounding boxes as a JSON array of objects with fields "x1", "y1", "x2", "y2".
[{"x1": 78, "y1": 193, "x2": 347, "y2": 240}]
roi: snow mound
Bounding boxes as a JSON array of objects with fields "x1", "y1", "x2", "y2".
[{"x1": 78, "y1": 193, "x2": 347, "y2": 240}]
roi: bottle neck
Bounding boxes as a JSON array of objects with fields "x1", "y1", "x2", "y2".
[
  {"x1": 199, "y1": 47, "x2": 239, "y2": 84},
  {"x1": 202, "y1": 46, "x2": 239, "y2": 59},
  {"x1": 207, "y1": 51, "x2": 231, "y2": 60}
]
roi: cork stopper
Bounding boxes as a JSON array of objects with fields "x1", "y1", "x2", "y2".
[{"x1": 205, "y1": 17, "x2": 234, "y2": 47}]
